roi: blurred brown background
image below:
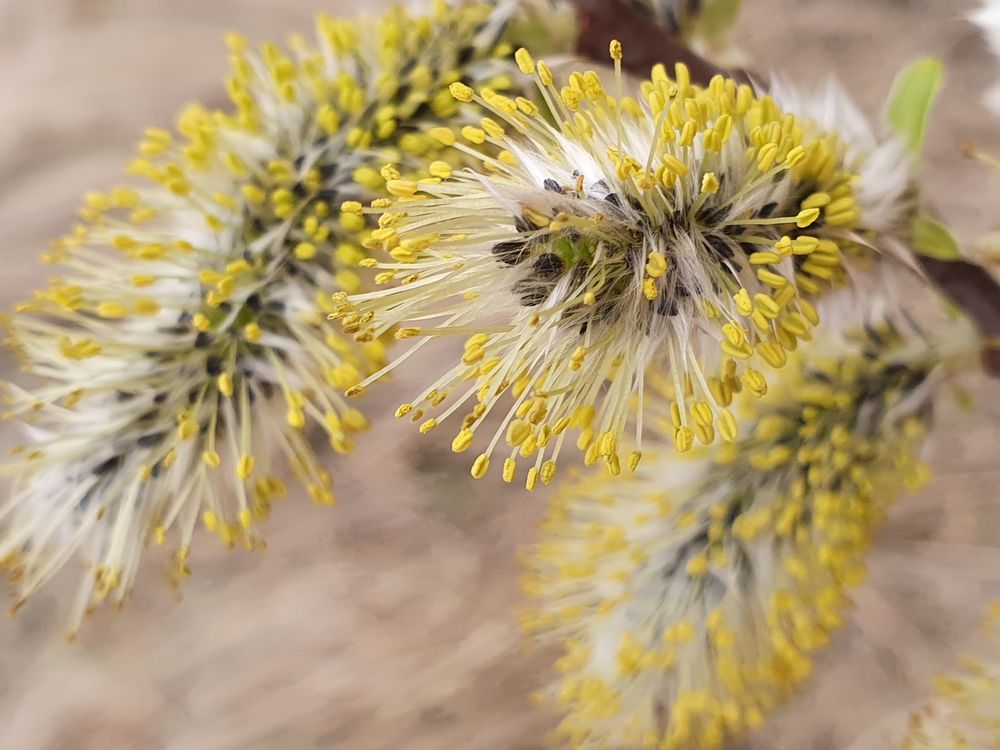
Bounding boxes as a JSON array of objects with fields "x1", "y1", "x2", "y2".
[{"x1": 1, "y1": 0, "x2": 1000, "y2": 748}]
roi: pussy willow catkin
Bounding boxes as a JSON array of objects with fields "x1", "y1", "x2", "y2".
[
  {"x1": 0, "y1": 0, "x2": 569, "y2": 634},
  {"x1": 522, "y1": 321, "x2": 947, "y2": 750},
  {"x1": 903, "y1": 603, "x2": 1000, "y2": 750},
  {"x1": 334, "y1": 44, "x2": 915, "y2": 488}
]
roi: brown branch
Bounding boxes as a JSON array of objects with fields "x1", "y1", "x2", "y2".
[{"x1": 570, "y1": 0, "x2": 1000, "y2": 376}]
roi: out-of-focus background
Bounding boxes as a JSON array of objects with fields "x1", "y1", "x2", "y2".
[{"x1": 1, "y1": 0, "x2": 999, "y2": 748}]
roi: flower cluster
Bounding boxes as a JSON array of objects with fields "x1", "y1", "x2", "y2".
[
  {"x1": 521, "y1": 321, "x2": 942, "y2": 749},
  {"x1": 0, "y1": 0, "x2": 562, "y2": 634},
  {"x1": 903, "y1": 604, "x2": 1000, "y2": 750},
  {"x1": 335, "y1": 44, "x2": 912, "y2": 488}
]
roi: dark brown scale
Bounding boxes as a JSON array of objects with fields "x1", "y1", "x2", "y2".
[
  {"x1": 604, "y1": 192, "x2": 623, "y2": 209},
  {"x1": 655, "y1": 295, "x2": 679, "y2": 317},
  {"x1": 153, "y1": 392, "x2": 169, "y2": 404},
  {"x1": 136, "y1": 432, "x2": 165, "y2": 448},
  {"x1": 532, "y1": 252, "x2": 564, "y2": 281},
  {"x1": 758, "y1": 202, "x2": 778, "y2": 218},
  {"x1": 246, "y1": 294, "x2": 263, "y2": 312},
  {"x1": 116, "y1": 391, "x2": 137, "y2": 402},
  {"x1": 513, "y1": 279, "x2": 552, "y2": 307},
  {"x1": 515, "y1": 216, "x2": 533, "y2": 233},
  {"x1": 543, "y1": 178, "x2": 563, "y2": 193},
  {"x1": 92, "y1": 455, "x2": 123, "y2": 476},
  {"x1": 194, "y1": 332, "x2": 212, "y2": 349},
  {"x1": 206, "y1": 356, "x2": 224, "y2": 376},
  {"x1": 705, "y1": 234, "x2": 735, "y2": 260},
  {"x1": 492, "y1": 239, "x2": 530, "y2": 266},
  {"x1": 698, "y1": 205, "x2": 730, "y2": 226},
  {"x1": 457, "y1": 45, "x2": 476, "y2": 65}
]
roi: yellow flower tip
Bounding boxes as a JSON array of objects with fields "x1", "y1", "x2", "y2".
[
  {"x1": 525, "y1": 466, "x2": 539, "y2": 491},
  {"x1": 502, "y1": 458, "x2": 517, "y2": 483},
  {"x1": 471, "y1": 453, "x2": 490, "y2": 479},
  {"x1": 645, "y1": 251, "x2": 668, "y2": 278},
  {"x1": 717, "y1": 409, "x2": 739, "y2": 442},
  {"x1": 609, "y1": 39, "x2": 623, "y2": 61},
  {"x1": 674, "y1": 427, "x2": 694, "y2": 453},
  {"x1": 419, "y1": 418, "x2": 438, "y2": 434},
  {"x1": 796, "y1": 208, "x2": 821, "y2": 228},
  {"x1": 541, "y1": 460, "x2": 557, "y2": 485},
  {"x1": 345, "y1": 384, "x2": 365, "y2": 397},
  {"x1": 783, "y1": 145, "x2": 807, "y2": 169},
  {"x1": 237, "y1": 454, "x2": 255, "y2": 480},
  {"x1": 515, "y1": 47, "x2": 535, "y2": 75},
  {"x1": 628, "y1": 450, "x2": 641, "y2": 472},
  {"x1": 452, "y1": 428, "x2": 474, "y2": 453},
  {"x1": 449, "y1": 81, "x2": 475, "y2": 102},
  {"x1": 340, "y1": 200, "x2": 364, "y2": 214},
  {"x1": 202, "y1": 450, "x2": 222, "y2": 469},
  {"x1": 428, "y1": 160, "x2": 453, "y2": 179},
  {"x1": 537, "y1": 60, "x2": 553, "y2": 87},
  {"x1": 217, "y1": 372, "x2": 234, "y2": 398},
  {"x1": 243, "y1": 322, "x2": 262, "y2": 342},
  {"x1": 428, "y1": 127, "x2": 456, "y2": 146},
  {"x1": 386, "y1": 179, "x2": 419, "y2": 198},
  {"x1": 461, "y1": 125, "x2": 487, "y2": 145},
  {"x1": 700, "y1": 172, "x2": 720, "y2": 194},
  {"x1": 395, "y1": 326, "x2": 421, "y2": 339}
]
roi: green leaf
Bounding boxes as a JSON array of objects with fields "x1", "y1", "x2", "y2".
[
  {"x1": 887, "y1": 57, "x2": 944, "y2": 156},
  {"x1": 912, "y1": 215, "x2": 961, "y2": 261},
  {"x1": 699, "y1": 0, "x2": 742, "y2": 40}
]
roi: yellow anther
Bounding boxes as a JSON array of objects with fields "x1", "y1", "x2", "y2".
[
  {"x1": 741, "y1": 368, "x2": 768, "y2": 397},
  {"x1": 717, "y1": 409, "x2": 739, "y2": 442},
  {"x1": 733, "y1": 288, "x2": 754, "y2": 316},
  {"x1": 386, "y1": 179, "x2": 419, "y2": 198},
  {"x1": 428, "y1": 161, "x2": 452, "y2": 179},
  {"x1": 294, "y1": 242, "x2": 317, "y2": 260},
  {"x1": 674, "y1": 427, "x2": 695, "y2": 453},
  {"x1": 461, "y1": 125, "x2": 487, "y2": 145},
  {"x1": 645, "y1": 251, "x2": 668, "y2": 278},
  {"x1": 97, "y1": 301, "x2": 126, "y2": 319},
  {"x1": 609, "y1": 39, "x2": 623, "y2": 61},
  {"x1": 217, "y1": 372, "x2": 234, "y2": 397},
  {"x1": 796, "y1": 208, "x2": 821, "y2": 228},
  {"x1": 515, "y1": 48, "x2": 535, "y2": 75},
  {"x1": 471, "y1": 453, "x2": 490, "y2": 479},
  {"x1": 237, "y1": 454, "x2": 255, "y2": 479},
  {"x1": 452, "y1": 428, "x2": 474, "y2": 453},
  {"x1": 449, "y1": 82, "x2": 475, "y2": 102}
]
